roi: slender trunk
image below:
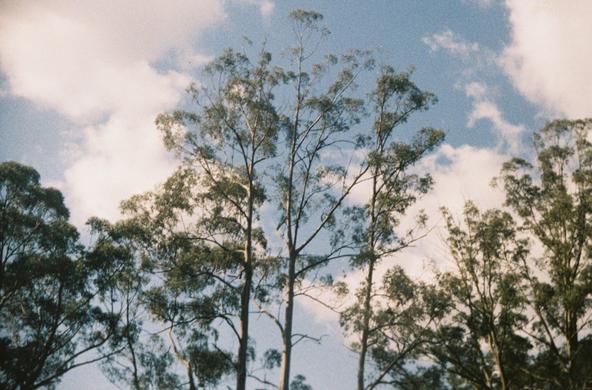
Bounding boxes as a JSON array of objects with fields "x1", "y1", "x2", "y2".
[
  {"x1": 126, "y1": 293, "x2": 141, "y2": 390},
  {"x1": 279, "y1": 249, "x2": 297, "y2": 390},
  {"x1": 279, "y1": 62, "x2": 301, "y2": 389},
  {"x1": 236, "y1": 177, "x2": 255, "y2": 390},
  {"x1": 357, "y1": 157, "x2": 380, "y2": 390},
  {"x1": 129, "y1": 337, "x2": 141, "y2": 390},
  {"x1": 236, "y1": 264, "x2": 252, "y2": 390},
  {"x1": 357, "y1": 258, "x2": 375, "y2": 390},
  {"x1": 168, "y1": 325, "x2": 197, "y2": 390},
  {"x1": 187, "y1": 362, "x2": 197, "y2": 390},
  {"x1": 566, "y1": 309, "x2": 578, "y2": 387},
  {"x1": 489, "y1": 333, "x2": 507, "y2": 390}
]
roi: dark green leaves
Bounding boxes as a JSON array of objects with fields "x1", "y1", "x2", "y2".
[{"x1": 0, "y1": 162, "x2": 125, "y2": 390}]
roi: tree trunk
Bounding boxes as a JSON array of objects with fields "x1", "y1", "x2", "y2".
[
  {"x1": 187, "y1": 362, "x2": 196, "y2": 390},
  {"x1": 566, "y1": 308, "x2": 579, "y2": 388},
  {"x1": 489, "y1": 333, "x2": 507, "y2": 390},
  {"x1": 279, "y1": 249, "x2": 297, "y2": 390},
  {"x1": 236, "y1": 179, "x2": 255, "y2": 390},
  {"x1": 236, "y1": 264, "x2": 252, "y2": 390},
  {"x1": 125, "y1": 292, "x2": 141, "y2": 390},
  {"x1": 357, "y1": 159, "x2": 379, "y2": 390},
  {"x1": 357, "y1": 259, "x2": 375, "y2": 390}
]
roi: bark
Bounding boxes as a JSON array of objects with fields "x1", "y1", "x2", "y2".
[
  {"x1": 357, "y1": 131, "x2": 380, "y2": 390},
  {"x1": 236, "y1": 178, "x2": 255, "y2": 390},
  {"x1": 357, "y1": 259, "x2": 375, "y2": 390},
  {"x1": 278, "y1": 62, "x2": 301, "y2": 390},
  {"x1": 278, "y1": 249, "x2": 297, "y2": 390}
]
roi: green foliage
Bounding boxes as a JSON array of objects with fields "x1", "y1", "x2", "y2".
[
  {"x1": 426, "y1": 119, "x2": 592, "y2": 389},
  {"x1": 0, "y1": 162, "x2": 122, "y2": 389},
  {"x1": 290, "y1": 374, "x2": 313, "y2": 390},
  {"x1": 337, "y1": 62, "x2": 444, "y2": 390},
  {"x1": 18, "y1": 10, "x2": 592, "y2": 390},
  {"x1": 432, "y1": 203, "x2": 531, "y2": 389},
  {"x1": 133, "y1": 33, "x2": 287, "y2": 390},
  {"x1": 342, "y1": 267, "x2": 448, "y2": 389},
  {"x1": 497, "y1": 118, "x2": 592, "y2": 388},
  {"x1": 116, "y1": 179, "x2": 237, "y2": 388}
]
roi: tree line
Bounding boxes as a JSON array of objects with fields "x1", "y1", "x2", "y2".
[{"x1": 2, "y1": 10, "x2": 592, "y2": 390}]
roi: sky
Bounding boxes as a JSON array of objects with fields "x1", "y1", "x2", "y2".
[{"x1": 1, "y1": 0, "x2": 591, "y2": 388}]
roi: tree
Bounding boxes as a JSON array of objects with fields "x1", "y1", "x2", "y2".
[
  {"x1": 342, "y1": 266, "x2": 447, "y2": 390},
  {"x1": 271, "y1": 10, "x2": 375, "y2": 390},
  {"x1": 0, "y1": 162, "x2": 122, "y2": 389},
  {"x1": 88, "y1": 217, "x2": 184, "y2": 390},
  {"x1": 153, "y1": 9, "x2": 372, "y2": 389},
  {"x1": 431, "y1": 203, "x2": 531, "y2": 389},
  {"x1": 498, "y1": 119, "x2": 592, "y2": 388},
  {"x1": 153, "y1": 9, "x2": 446, "y2": 389},
  {"x1": 335, "y1": 65, "x2": 444, "y2": 390},
  {"x1": 115, "y1": 170, "x2": 240, "y2": 389},
  {"x1": 148, "y1": 45, "x2": 282, "y2": 389}
]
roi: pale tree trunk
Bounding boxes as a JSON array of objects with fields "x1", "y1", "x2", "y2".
[
  {"x1": 236, "y1": 265, "x2": 252, "y2": 390},
  {"x1": 279, "y1": 249, "x2": 297, "y2": 390},
  {"x1": 237, "y1": 172, "x2": 255, "y2": 390},
  {"x1": 125, "y1": 292, "x2": 141, "y2": 390},
  {"x1": 278, "y1": 57, "x2": 301, "y2": 388},
  {"x1": 357, "y1": 144, "x2": 380, "y2": 390},
  {"x1": 565, "y1": 308, "x2": 578, "y2": 388},
  {"x1": 489, "y1": 333, "x2": 507, "y2": 390},
  {"x1": 357, "y1": 259, "x2": 375, "y2": 390}
]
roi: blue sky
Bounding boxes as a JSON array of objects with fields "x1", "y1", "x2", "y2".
[{"x1": 1, "y1": 0, "x2": 591, "y2": 388}]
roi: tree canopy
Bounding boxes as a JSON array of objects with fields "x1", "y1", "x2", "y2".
[
  {"x1": 0, "y1": 162, "x2": 124, "y2": 389},
  {"x1": 1, "y1": 9, "x2": 592, "y2": 390}
]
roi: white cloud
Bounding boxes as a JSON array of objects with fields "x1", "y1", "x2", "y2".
[
  {"x1": 468, "y1": 101, "x2": 524, "y2": 151},
  {"x1": 63, "y1": 115, "x2": 178, "y2": 226},
  {"x1": 423, "y1": 29, "x2": 527, "y2": 152},
  {"x1": 462, "y1": 82, "x2": 525, "y2": 152},
  {"x1": 0, "y1": 0, "x2": 273, "y2": 225},
  {"x1": 175, "y1": 50, "x2": 215, "y2": 71},
  {"x1": 501, "y1": 0, "x2": 592, "y2": 118},
  {"x1": 300, "y1": 143, "x2": 508, "y2": 325},
  {"x1": 463, "y1": 81, "x2": 488, "y2": 99},
  {"x1": 463, "y1": 0, "x2": 496, "y2": 9},
  {"x1": 395, "y1": 143, "x2": 508, "y2": 281},
  {"x1": 0, "y1": 1, "x2": 225, "y2": 121},
  {"x1": 233, "y1": 0, "x2": 275, "y2": 17},
  {"x1": 411, "y1": 143, "x2": 507, "y2": 221},
  {"x1": 423, "y1": 29, "x2": 480, "y2": 59}
]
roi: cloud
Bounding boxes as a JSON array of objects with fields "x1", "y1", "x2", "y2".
[
  {"x1": 501, "y1": 0, "x2": 592, "y2": 118},
  {"x1": 462, "y1": 82, "x2": 525, "y2": 152},
  {"x1": 463, "y1": 81, "x2": 488, "y2": 99},
  {"x1": 411, "y1": 143, "x2": 507, "y2": 221},
  {"x1": 422, "y1": 24, "x2": 528, "y2": 152},
  {"x1": 423, "y1": 29, "x2": 527, "y2": 152},
  {"x1": 462, "y1": 0, "x2": 496, "y2": 9},
  {"x1": 468, "y1": 101, "x2": 524, "y2": 151},
  {"x1": 300, "y1": 143, "x2": 508, "y2": 325},
  {"x1": 423, "y1": 29, "x2": 480, "y2": 59},
  {"x1": 0, "y1": 0, "x2": 273, "y2": 225},
  {"x1": 175, "y1": 50, "x2": 215, "y2": 71},
  {"x1": 0, "y1": 1, "x2": 225, "y2": 121},
  {"x1": 233, "y1": 0, "x2": 275, "y2": 17},
  {"x1": 62, "y1": 114, "x2": 179, "y2": 226}
]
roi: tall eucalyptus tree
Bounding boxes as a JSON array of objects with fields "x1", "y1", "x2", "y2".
[
  {"x1": 338, "y1": 66, "x2": 444, "y2": 390},
  {"x1": 154, "y1": 47, "x2": 281, "y2": 390},
  {"x1": 498, "y1": 119, "x2": 592, "y2": 388},
  {"x1": 0, "y1": 162, "x2": 124, "y2": 389}
]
